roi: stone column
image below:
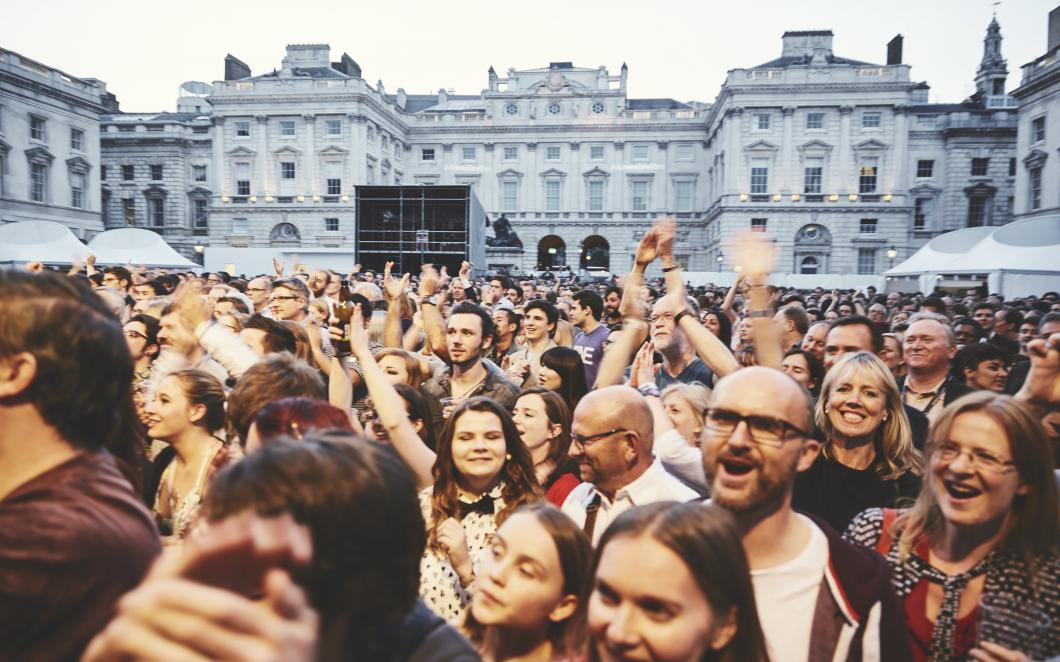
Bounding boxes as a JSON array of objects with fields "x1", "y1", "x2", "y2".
[
  {"x1": 256, "y1": 115, "x2": 269, "y2": 197},
  {"x1": 527, "y1": 142, "x2": 538, "y2": 212},
  {"x1": 347, "y1": 113, "x2": 360, "y2": 190},
  {"x1": 890, "y1": 105, "x2": 909, "y2": 194},
  {"x1": 725, "y1": 107, "x2": 743, "y2": 194},
  {"x1": 657, "y1": 141, "x2": 669, "y2": 211},
  {"x1": 781, "y1": 106, "x2": 795, "y2": 193},
  {"x1": 303, "y1": 114, "x2": 317, "y2": 197},
  {"x1": 612, "y1": 142, "x2": 624, "y2": 210},
  {"x1": 837, "y1": 105, "x2": 854, "y2": 194},
  {"x1": 440, "y1": 144, "x2": 452, "y2": 185},
  {"x1": 484, "y1": 142, "x2": 496, "y2": 208},
  {"x1": 211, "y1": 116, "x2": 225, "y2": 199},
  {"x1": 569, "y1": 142, "x2": 581, "y2": 212}
]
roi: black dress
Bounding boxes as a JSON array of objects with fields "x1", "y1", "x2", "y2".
[{"x1": 793, "y1": 453, "x2": 921, "y2": 533}]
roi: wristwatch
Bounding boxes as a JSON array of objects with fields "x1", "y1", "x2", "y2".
[
  {"x1": 419, "y1": 295, "x2": 435, "y2": 306},
  {"x1": 746, "y1": 309, "x2": 772, "y2": 319},
  {"x1": 637, "y1": 383, "x2": 662, "y2": 398},
  {"x1": 674, "y1": 309, "x2": 693, "y2": 326}
]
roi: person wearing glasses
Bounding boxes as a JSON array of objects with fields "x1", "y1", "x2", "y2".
[
  {"x1": 562, "y1": 385, "x2": 698, "y2": 545},
  {"x1": 701, "y1": 366, "x2": 912, "y2": 661},
  {"x1": 792, "y1": 351, "x2": 923, "y2": 533},
  {"x1": 244, "y1": 276, "x2": 273, "y2": 316},
  {"x1": 123, "y1": 313, "x2": 161, "y2": 427},
  {"x1": 845, "y1": 392, "x2": 1059, "y2": 661}
]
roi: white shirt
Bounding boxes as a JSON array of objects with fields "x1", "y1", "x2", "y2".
[
  {"x1": 654, "y1": 428, "x2": 708, "y2": 492},
  {"x1": 561, "y1": 459, "x2": 699, "y2": 545},
  {"x1": 750, "y1": 514, "x2": 829, "y2": 662}
]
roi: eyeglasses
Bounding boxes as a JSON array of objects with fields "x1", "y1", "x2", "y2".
[
  {"x1": 571, "y1": 428, "x2": 629, "y2": 448},
  {"x1": 703, "y1": 408, "x2": 814, "y2": 447},
  {"x1": 934, "y1": 442, "x2": 1015, "y2": 473},
  {"x1": 269, "y1": 295, "x2": 300, "y2": 304},
  {"x1": 124, "y1": 330, "x2": 148, "y2": 341}
]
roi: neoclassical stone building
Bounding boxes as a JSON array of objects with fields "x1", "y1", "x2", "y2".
[{"x1": 87, "y1": 18, "x2": 1023, "y2": 274}]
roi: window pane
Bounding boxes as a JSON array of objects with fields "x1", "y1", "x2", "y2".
[
  {"x1": 857, "y1": 248, "x2": 877, "y2": 275},
  {"x1": 545, "y1": 181, "x2": 560, "y2": 211},
  {"x1": 588, "y1": 180, "x2": 604, "y2": 211}
]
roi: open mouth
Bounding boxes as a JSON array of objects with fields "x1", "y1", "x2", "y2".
[
  {"x1": 840, "y1": 411, "x2": 866, "y2": 423},
  {"x1": 720, "y1": 456, "x2": 755, "y2": 476},
  {"x1": 944, "y1": 480, "x2": 982, "y2": 500}
]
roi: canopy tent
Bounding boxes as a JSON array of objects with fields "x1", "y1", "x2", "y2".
[
  {"x1": 88, "y1": 228, "x2": 199, "y2": 269},
  {"x1": 885, "y1": 216, "x2": 1060, "y2": 297},
  {"x1": 0, "y1": 220, "x2": 94, "y2": 265}
]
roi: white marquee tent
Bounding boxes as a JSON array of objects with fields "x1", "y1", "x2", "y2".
[
  {"x1": 885, "y1": 216, "x2": 1060, "y2": 297},
  {"x1": 0, "y1": 220, "x2": 94, "y2": 266},
  {"x1": 88, "y1": 228, "x2": 199, "y2": 269}
]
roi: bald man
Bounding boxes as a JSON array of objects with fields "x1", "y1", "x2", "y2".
[
  {"x1": 701, "y1": 367, "x2": 911, "y2": 661},
  {"x1": 562, "y1": 385, "x2": 698, "y2": 544}
]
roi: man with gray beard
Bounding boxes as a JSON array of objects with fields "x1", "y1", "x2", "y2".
[{"x1": 646, "y1": 296, "x2": 714, "y2": 387}]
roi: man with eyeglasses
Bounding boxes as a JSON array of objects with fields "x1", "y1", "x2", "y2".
[
  {"x1": 123, "y1": 314, "x2": 160, "y2": 426},
  {"x1": 561, "y1": 385, "x2": 698, "y2": 545},
  {"x1": 245, "y1": 277, "x2": 273, "y2": 316},
  {"x1": 701, "y1": 367, "x2": 911, "y2": 662}
]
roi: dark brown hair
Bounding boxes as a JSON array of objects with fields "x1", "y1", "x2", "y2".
[
  {"x1": 517, "y1": 386, "x2": 573, "y2": 467},
  {"x1": 226, "y1": 352, "x2": 325, "y2": 444}
]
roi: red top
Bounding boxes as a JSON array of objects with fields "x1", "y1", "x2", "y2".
[
  {"x1": 546, "y1": 473, "x2": 581, "y2": 507},
  {"x1": 903, "y1": 541, "x2": 980, "y2": 662}
]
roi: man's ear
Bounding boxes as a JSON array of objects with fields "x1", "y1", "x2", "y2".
[
  {"x1": 796, "y1": 438, "x2": 822, "y2": 472},
  {"x1": 0, "y1": 352, "x2": 39, "y2": 399}
]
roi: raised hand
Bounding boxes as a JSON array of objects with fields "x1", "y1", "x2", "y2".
[
  {"x1": 459, "y1": 261, "x2": 471, "y2": 282},
  {"x1": 419, "y1": 264, "x2": 439, "y2": 297},
  {"x1": 656, "y1": 217, "x2": 677, "y2": 260},
  {"x1": 273, "y1": 257, "x2": 285, "y2": 277},
  {"x1": 25, "y1": 261, "x2": 44, "y2": 273},
  {"x1": 728, "y1": 230, "x2": 776, "y2": 283},
  {"x1": 634, "y1": 227, "x2": 660, "y2": 268},
  {"x1": 170, "y1": 279, "x2": 210, "y2": 334}
]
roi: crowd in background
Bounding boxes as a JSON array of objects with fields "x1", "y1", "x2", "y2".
[{"x1": 2, "y1": 218, "x2": 1059, "y2": 662}]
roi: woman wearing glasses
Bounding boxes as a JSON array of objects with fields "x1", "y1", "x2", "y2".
[
  {"x1": 792, "y1": 351, "x2": 923, "y2": 533},
  {"x1": 845, "y1": 392, "x2": 1060, "y2": 661}
]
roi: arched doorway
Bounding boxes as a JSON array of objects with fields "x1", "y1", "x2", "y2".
[
  {"x1": 537, "y1": 235, "x2": 566, "y2": 268},
  {"x1": 580, "y1": 235, "x2": 610, "y2": 271},
  {"x1": 793, "y1": 224, "x2": 831, "y2": 274},
  {"x1": 799, "y1": 256, "x2": 819, "y2": 274}
]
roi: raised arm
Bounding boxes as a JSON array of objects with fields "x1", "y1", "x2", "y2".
[
  {"x1": 382, "y1": 261, "x2": 409, "y2": 349},
  {"x1": 418, "y1": 265, "x2": 448, "y2": 363},
  {"x1": 729, "y1": 232, "x2": 783, "y2": 370},
  {"x1": 720, "y1": 274, "x2": 744, "y2": 324}
]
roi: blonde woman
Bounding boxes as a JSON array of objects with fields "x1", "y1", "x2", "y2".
[
  {"x1": 660, "y1": 382, "x2": 711, "y2": 448},
  {"x1": 845, "y1": 392, "x2": 1060, "y2": 661},
  {"x1": 793, "y1": 351, "x2": 923, "y2": 532},
  {"x1": 552, "y1": 318, "x2": 575, "y2": 348}
]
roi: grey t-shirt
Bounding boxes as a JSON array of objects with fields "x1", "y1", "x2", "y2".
[{"x1": 573, "y1": 324, "x2": 610, "y2": 387}]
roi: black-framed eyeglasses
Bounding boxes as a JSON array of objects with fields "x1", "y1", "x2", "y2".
[
  {"x1": 703, "y1": 408, "x2": 814, "y2": 447},
  {"x1": 571, "y1": 428, "x2": 630, "y2": 448},
  {"x1": 269, "y1": 295, "x2": 300, "y2": 303}
]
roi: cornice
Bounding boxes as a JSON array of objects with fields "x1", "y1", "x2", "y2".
[{"x1": 0, "y1": 70, "x2": 108, "y2": 114}]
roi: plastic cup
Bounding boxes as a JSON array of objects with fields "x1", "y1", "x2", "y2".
[{"x1": 977, "y1": 594, "x2": 1051, "y2": 659}]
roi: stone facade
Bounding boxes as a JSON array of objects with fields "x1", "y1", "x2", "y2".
[
  {"x1": 1012, "y1": 7, "x2": 1060, "y2": 221},
  {"x1": 0, "y1": 48, "x2": 112, "y2": 239}
]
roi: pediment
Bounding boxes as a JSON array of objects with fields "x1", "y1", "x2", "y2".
[
  {"x1": 964, "y1": 181, "x2": 997, "y2": 196},
  {"x1": 582, "y1": 166, "x2": 610, "y2": 179},
  {"x1": 743, "y1": 140, "x2": 779, "y2": 153},
  {"x1": 539, "y1": 168, "x2": 567, "y2": 178},
  {"x1": 24, "y1": 145, "x2": 55, "y2": 163},
  {"x1": 142, "y1": 184, "x2": 168, "y2": 196},
  {"x1": 1024, "y1": 148, "x2": 1048, "y2": 168},
  {"x1": 797, "y1": 139, "x2": 833, "y2": 153},
  {"x1": 187, "y1": 186, "x2": 212, "y2": 197},
  {"x1": 66, "y1": 155, "x2": 92, "y2": 173},
  {"x1": 272, "y1": 146, "x2": 301, "y2": 156},
  {"x1": 496, "y1": 168, "x2": 524, "y2": 179},
  {"x1": 227, "y1": 146, "x2": 257, "y2": 156},
  {"x1": 852, "y1": 138, "x2": 888, "y2": 151},
  {"x1": 318, "y1": 144, "x2": 348, "y2": 156},
  {"x1": 908, "y1": 182, "x2": 942, "y2": 194}
]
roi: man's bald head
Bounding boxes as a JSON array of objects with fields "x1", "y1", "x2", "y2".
[
  {"x1": 577, "y1": 385, "x2": 654, "y2": 451},
  {"x1": 709, "y1": 366, "x2": 815, "y2": 434}
]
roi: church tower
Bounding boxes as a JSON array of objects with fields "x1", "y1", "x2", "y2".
[{"x1": 975, "y1": 16, "x2": 1008, "y2": 97}]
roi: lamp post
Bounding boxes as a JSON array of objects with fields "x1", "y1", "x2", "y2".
[
  {"x1": 194, "y1": 244, "x2": 204, "y2": 267},
  {"x1": 716, "y1": 253, "x2": 724, "y2": 271},
  {"x1": 886, "y1": 246, "x2": 898, "y2": 269}
]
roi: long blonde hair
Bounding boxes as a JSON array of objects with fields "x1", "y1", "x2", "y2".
[
  {"x1": 553, "y1": 319, "x2": 575, "y2": 348},
  {"x1": 815, "y1": 352, "x2": 923, "y2": 480},
  {"x1": 896, "y1": 392, "x2": 1060, "y2": 564}
]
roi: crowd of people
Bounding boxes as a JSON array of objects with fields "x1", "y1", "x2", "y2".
[{"x1": 1, "y1": 218, "x2": 1059, "y2": 662}]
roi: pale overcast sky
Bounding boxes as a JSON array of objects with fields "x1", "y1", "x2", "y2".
[{"x1": 1, "y1": 0, "x2": 1055, "y2": 112}]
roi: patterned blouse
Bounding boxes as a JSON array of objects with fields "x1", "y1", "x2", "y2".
[
  {"x1": 845, "y1": 508, "x2": 1060, "y2": 661},
  {"x1": 418, "y1": 484, "x2": 505, "y2": 623}
]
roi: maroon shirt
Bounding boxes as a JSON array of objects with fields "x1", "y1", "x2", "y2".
[{"x1": 0, "y1": 451, "x2": 162, "y2": 660}]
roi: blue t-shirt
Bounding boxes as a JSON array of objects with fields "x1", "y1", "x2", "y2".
[{"x1": 573, "y1": 324, "x2": 610, "y2": 387}]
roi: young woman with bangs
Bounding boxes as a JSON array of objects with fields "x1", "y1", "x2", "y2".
[{"x1": 512, "y1": 387, "x2": 580, "y2": 507}]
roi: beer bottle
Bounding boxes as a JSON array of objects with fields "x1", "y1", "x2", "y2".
[{"x1": 333, "y1": 279, "x2": 354, "y2": 355}]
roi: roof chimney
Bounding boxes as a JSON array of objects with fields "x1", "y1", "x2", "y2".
[
  {"x1": 224, "y1": 54, "x2": 251, "y2": 81},
  {"x1": 887, "y1": 34, "x2": 903, "y2": 65},
  {"x1": 1050, "y1": 6, "x2": 1060, "y2": 52}
]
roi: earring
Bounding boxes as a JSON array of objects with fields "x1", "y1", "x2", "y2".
[{"x1": 505, "y1": 453, "x2": 511, "y2": 460}]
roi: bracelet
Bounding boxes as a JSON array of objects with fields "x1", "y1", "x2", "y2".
[
  {"x1": 746, "y1": 309, "x2": 771, "y2": 319},
  {"x1": 662, "y1": 265, "x2": 680, "y2": 273},
  {"x1": 637, "y1": 383, "x2": 662, "y2": 398},
  {"x1": 674, "y1": 309, "x2": 693, "y2": 326}
]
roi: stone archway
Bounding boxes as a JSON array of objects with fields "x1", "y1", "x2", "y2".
[
  {"x1": 793, "y1": 224, "x2": 832, "y2": 274},
  {"x1": 537, "y1": 235, "x2": 566, "y2": 268},
  {"x1": 580, "y1": 235, "x2": 610, "y2": 271},
  {"x1": 270, "y1": 222, "x2": 301, "y2": 246}
]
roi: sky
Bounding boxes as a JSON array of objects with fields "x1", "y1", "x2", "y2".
[{"x1": 2, "y1": 0, "x2": 1055, "y2": 112}]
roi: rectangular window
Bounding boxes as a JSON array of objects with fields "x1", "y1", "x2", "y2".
[
  {"x1": 859, "y1": 218, "x2": 878, "y2": 234},
  {"x1": 122, "y1": 164, "x2": 134, "y2": 181},
  {"x1": 503, "y1": 146, "x2": 518, "y2": 160},
  {"x1": 588, "y1": 180, "x2": 604, "y2": 211},
  {"x1": 676, "y1": 144, "x2": 694, "y2": 161},
  {"x1": 421, "y1": 148, "x2": 435, "y2": 161},
  {"x1": 916, "y1": 159, "x2": 934, "y2": 178},
  {"x1": 280, "y1": 121, "x2": 295, "y2": 137},
  {"x1": 755, "y1": 114, "x2": 770, "y2": 130},
  {"x1": 750, "y1": 218, "x2": 767, "y2": 232},
  {"x1": 859, "y1": 158, "x2": 878, "y2": 193},
  {"x1": 281, "y1": 162, "x2": 296, "y2": 180},
  {"x1": 914, "y1": 198, "x2": 929, "y2": 230},
  {"x1": 1009, "y1": 158, "x2": 1016, "y2": 177},
  {"x1": 857, "y1": 248, "x2": 878, "y2": 275},
  {"x1": 502, "y1": 181, "x2": 519, "y2": 210},
  {"x1": 968, "y1": 197, "x2": 987, "y2": 227},
  {"x1": 71, "y1": 172, "x2": 85, "y2": 208},
  {"x1": 327, "y1": 178, "x2": 341, "y2": 195},
  {"x1": 1030, "y1": 167, "x2": 1042, "y2": 209},
  {"x1": 30, "y1": 116, "x2": 46, "y2": 141},
  {"x1": 545, "y1": 181, "x2": 561, "y2": 211},
  {"x1": 100, "y1": 165, "x2": 107, "y2": 181},
  {"x1": 806, "y1": 112, "x2": 825, "y2": 129},
  {"x1": 367, "y1": 126, "x2": 376, "y2": 142},
  {"x1": 381, "y1": 135, "x2": 389, "y2": 151},
  {"x1": 326, "y1": 119, "x2": 341, "y2": 136},
  {"x1": 462, "y1": 147, "x2": 477, "y2": 161},
  {"x1": 193, "y1": 165, "x2": 207, "y2": 182},
  {"x1": 123, "y1": 198, "x2": 136, "y2": 225},
  {"x1": 235, "y1": 121, "x2": 250, "y2": 137},
  {"x1": 366, "y1": 164, "x2": 375, "y2": 185},
  {"x1": 546, "y1": 146, "x2": 561, "y2": 160},
  {"x1": 590, "y1": 145, "x2": 605, "y2": 160},
  {"x1": 150, "y1": 164, "x2": 163, "y2": 181},
  {"x1": 148, "y1": 198, "x2": 164, "y2": 226},
  {"x1": 325, "y1": 217, "x2": 339, "y2": 232},
  {"x1": 631, "y1": 180, "x2": 650, "y2": 211},
  {"x1": 194, "y1": 199, "x2": 208, "y2": 228},
  {"x1": 675, "y1": 181, "x2": 693, "y2": 211},
  {"x1": 971, "y1": 157, "x2": 989, "y2": 177},
  {"x1": 70, "y1": 128, "x2": 84, "y2": 151},
  {"x1": 803, "y1": 158, "x2": 823, "y2": 193},
  {"x1": 632, "y1": 144, "x2": 649, "y2": 161},
  {"x1": 30, "y1": 163, "x2": 46, "y2": 202},
  {"x1": 235, "y1": 162, "x2": 250, "y2": 196},
  {"x1": 750, "y1": 160, "x2": 769, "y2": 194},
  {"x1": 1032, "y1": 116, "x2": 1046, "y2": 143},
  {"x1": 862, "y1": 112, "x2": 881, "y2": 128}
]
